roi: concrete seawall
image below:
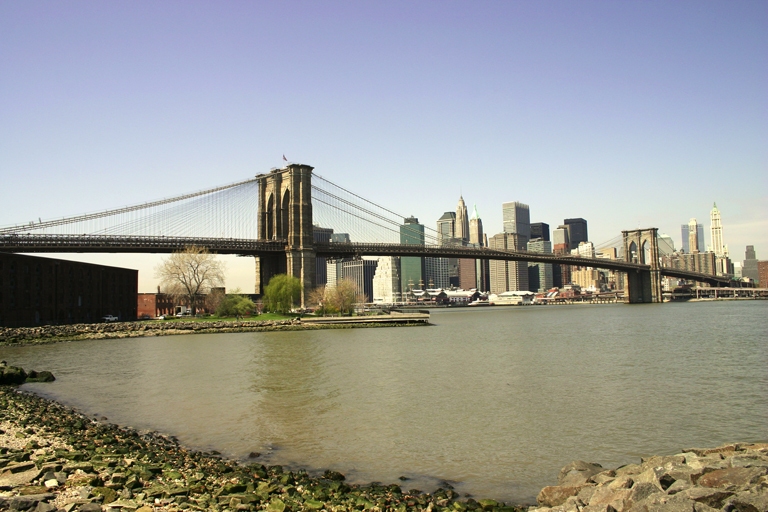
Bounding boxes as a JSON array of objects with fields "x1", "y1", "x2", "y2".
[{"x1": 0, "y1": 313, "x2": 430, "y2": 346}]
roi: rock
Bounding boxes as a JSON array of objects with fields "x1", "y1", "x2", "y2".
[
  {"x1": 589, "y1": 485, "x2": 632, "y2": 510},
  {"x1": 697, "y1": 467, "x2": 767, "y2": 489},
  {"x1": 559, "y1": 461, "x2": 605, "y2": 487},
  {"x1": 34, "y1": 502, "x2": 57, "y2": 512},
  {"x1": 25, "y1": 371, "x2": 55, "y2": 383},
  {"x1": 537, "y1": 485, "x2": 586, "y2": 507},
  {"x1": 92, "y1": 486, "x2": 118, "y2": 504},
  {"x1": 0, "y1": 467, "x2": 42, "y2": 488},
  {"x1": 626, "y1": 482, "x2": 665, "y2": 509},
  {"x1": 724, "y1": 490, "x2": 768, "y2": 512},
  {"x1": 0, "y1": 366, "x2": 27, "y2": 384}
]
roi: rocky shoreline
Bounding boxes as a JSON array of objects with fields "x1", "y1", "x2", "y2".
[
  {"x1": 0, "y1": 387, "x2": 521, "y2": 512},
  {"x1": 0, "y1": 319, "x2": 428, "y2": 346},
  {"x1": 532, "y1": 445, "x2": 768, "y2": 512},
  {"x1": 1, "y1": 380, "x2": 766, "y2": 512}
]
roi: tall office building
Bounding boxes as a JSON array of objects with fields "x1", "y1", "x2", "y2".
[
  {"x1": 326, "y1": 260, "x2": 342, "y2": 289},
  {"x1": 710, "y1": 203, "x2": 727, "y2": 256},
  {"x1": 563, "y1": 218, "x2": 588, "y2": 250},
  {"x1": 758, "y1": 261, "x2": 768, "y2": 287},
  {"x1": 372, "y1": 256, "x2": 401, "y2": 303},
  {"x1": 502, "y1": 202, "x2": 531, "y2": 239},
  {"x1": 437, "y1": 211, "x2": 460, "y2": 285},
  {"x1": 527, "y1": 239, "x2": 553, "y2": 292},
  {"x1": 425, "y1": 257, "x2": 450, "y2": 289},
  {"x1": 336, "y1": 259, "x2": 378, "y2": 302},
  {"x1": 488, "y1": 233, "x2": 528, "y2": 292},
  {"x1": 552, "y1": 226, "x2": 570, "y2": 287},
  {"x1": 530, "y1": 222, "x2": 550, "y2": 242},
  {"x1": 681, "y1": 222, "x2": 704, "y2": 253},
  {"x1": 742, "y1": 245, "x2": 759, "y2": 282},
  {"x1": 400, "y1": 217, "x2": 425, "y2": 293},
  {"x1": 469, "y1": 205, "x2": 483, "y2": 245},
  {"x1": 688, "y1": 218, "x2": 700, "y2": 253},
  {"x1": 455, "y1": 196, "x2": 469, "y2": 243},
  {"x1": 466, "y1": 206, "x2": 489, "y2": 290},
  {"x1": 437, "y1": 212, "x2": 456, "y2": 244},
  {"x1": 657, "y1": 234, "x2": 676, "y2": 256},
  {"x1": 313, "y1": 225, "x2": 334, "y2": 286}
]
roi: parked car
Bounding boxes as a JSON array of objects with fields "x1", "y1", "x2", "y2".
[{"x1": 102, "y1": 315, "x2": 118, "y2": 322}]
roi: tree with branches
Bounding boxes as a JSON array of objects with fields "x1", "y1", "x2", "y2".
[
  {"x1": 306, "y1": 285, "x2": 330, "y2": 315},
  {"x1": 263, "y1": 274, "x2": 301, "y2": 314},
  {"x1": 155, "y1": 246, "x2": 225, "y2": 314},
  {"x1": 216, "y1": 288, "x2": 256, "y2": 318},
  {"x1": 326, "y1": 278, "x2": 365, "y2": 315}
]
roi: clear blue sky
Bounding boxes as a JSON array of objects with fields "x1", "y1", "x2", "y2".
[{"x1": 1, "y1": 1, "x2": 766, "y2": 291}]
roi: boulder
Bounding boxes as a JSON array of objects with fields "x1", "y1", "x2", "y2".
[
  {"x1": 25, "y1": 370, "x2": 55, "y2": 383},
  {"x1": 0, "y1": 366, "x2": 27, "y2": 385},
  {"x1": 725, "y1": 490, "x2": 768, "y2": 512},
  {"x1": 558, "y1": 461, "x2": 605, "y2": 487},
  {"x1": 697, "y1": 467, "x2": 766, "y2": 489},
  {"x1": 537, "y1": 485, "x2": 587, "y2": 507}
]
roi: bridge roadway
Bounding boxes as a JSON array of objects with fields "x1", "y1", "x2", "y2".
[{"x1": 0, "y1": 234, "x2": 730, "y2": 287}]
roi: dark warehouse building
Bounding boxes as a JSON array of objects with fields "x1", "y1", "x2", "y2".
[{"x1": 0, "y1": 253, "x2": 137, "y2": 327}]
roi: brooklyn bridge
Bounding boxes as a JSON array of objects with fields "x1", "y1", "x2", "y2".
[{"x1": 0, "y1": 164, "x2": 731, "y2": 304}]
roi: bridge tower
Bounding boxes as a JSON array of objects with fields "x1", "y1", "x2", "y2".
[
  {"x1": 255, "y1": 164, "x2": 316, "y2": 304},
  {"x1": 621, "y1": 228, "x2": 662, "y2": 303}
]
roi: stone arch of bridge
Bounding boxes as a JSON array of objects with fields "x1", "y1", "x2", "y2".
[
  {"x1": 255, "y1": 164, "x2": 316, "y2": 304},
  {"x1": 621, "y1": 228, "x2": 661, "y2": 303}
]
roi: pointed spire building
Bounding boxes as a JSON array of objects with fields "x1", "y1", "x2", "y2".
[{"x1": 456, "y1": 196, "x2": 469, "y2": 243}]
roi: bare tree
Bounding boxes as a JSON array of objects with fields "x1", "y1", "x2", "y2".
[
  {"x1": 155, "y1": 246, "x2": 225, "y2": 314},
  {"x1": 306, "y1": 285, "x2": 328, "y2": 315},
  {"x1": 327, "y1": 278, "x2": 365, "y2": 315}
]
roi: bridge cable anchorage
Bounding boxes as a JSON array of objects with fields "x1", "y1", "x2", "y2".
[{"x1": 0, "y1": 177, "x2": 260, "y2": 236}]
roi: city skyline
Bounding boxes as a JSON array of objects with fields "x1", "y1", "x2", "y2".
[{"x1": 1, "y1": 1, "x2": 765, "y2": 291}]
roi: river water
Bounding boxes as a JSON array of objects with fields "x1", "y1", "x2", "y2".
[{"x1": 2, "y1": 301, "x2": 767, "y2": 503}]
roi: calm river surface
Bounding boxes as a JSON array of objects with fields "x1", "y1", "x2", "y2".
[{"x1": 3, "y1": 301, "x2": 767, "y2": 503}]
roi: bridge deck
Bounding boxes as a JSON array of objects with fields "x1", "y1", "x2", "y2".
[{"x1": 0, "y1": 234, "x2": 732, "y2": 286}]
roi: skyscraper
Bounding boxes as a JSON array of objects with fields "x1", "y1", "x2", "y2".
[
  {"x1": 340, "y1": 259, "x2": 378, "y2": 302},
  {"x1": 742, "y1": 245, "x2": 759, "y2": 282},
  {"x1": 313, "y1": 225, "x2": 334, "y2": 286},
  {"x1": 688, "y1": 218, "x2": 700, "y2": 254},
  {"x1": 710, "y1": 203, "x2": 726, "y2": 256},
  {"x1": 527, "y1": 238, "x2": 553, "y2": 292},
  {"x1": 552, "y1": 226, "x2": 570, "y2": 287},
  {"x1": 436, "y1": 212, "x2": 456, "y2": 244},
  {"x1": 530, "y1": 222, "x2": 550, "y2": 242},
  {"x1": 467, "y1": 205, "x2": 488, "y2": 290},
  {"x1": 469, "y1": 205, "x2": 483, "y2": 245},
  {"x1": 455, "y1": 196, "x2": 469, "y2": 243},
  {"x1": 502, "y1": 202, "x2": 531, "y2": 239},
  {"x1": 488, "y1": 233, "x2": 528, "y2": 292},
  {"x1": 437, "y1": 211, "x2": 460, "y2": 285},
  {"x1": 563, "y1": 218, "x2": 588, "y2": 250},
  {"x1": 400, "y1": 217, "x2": 425, "y2": 293},
  {"x1": 681, "y1": 222, "x2": 705, "y2": 253},
  {"x1": 372, "y1": 256, "x2": 401, "y2": 303}
]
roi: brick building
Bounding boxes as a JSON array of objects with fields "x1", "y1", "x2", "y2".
[
  {"x1": 0, "y1": 253, "x2": 137, "y2": 327},
  {"x1": 758, "y1": 261, "x2": 768, "y2": 287},
  {"x1": 137, "y1": 290, "x2": 175, "y2": 319}
]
